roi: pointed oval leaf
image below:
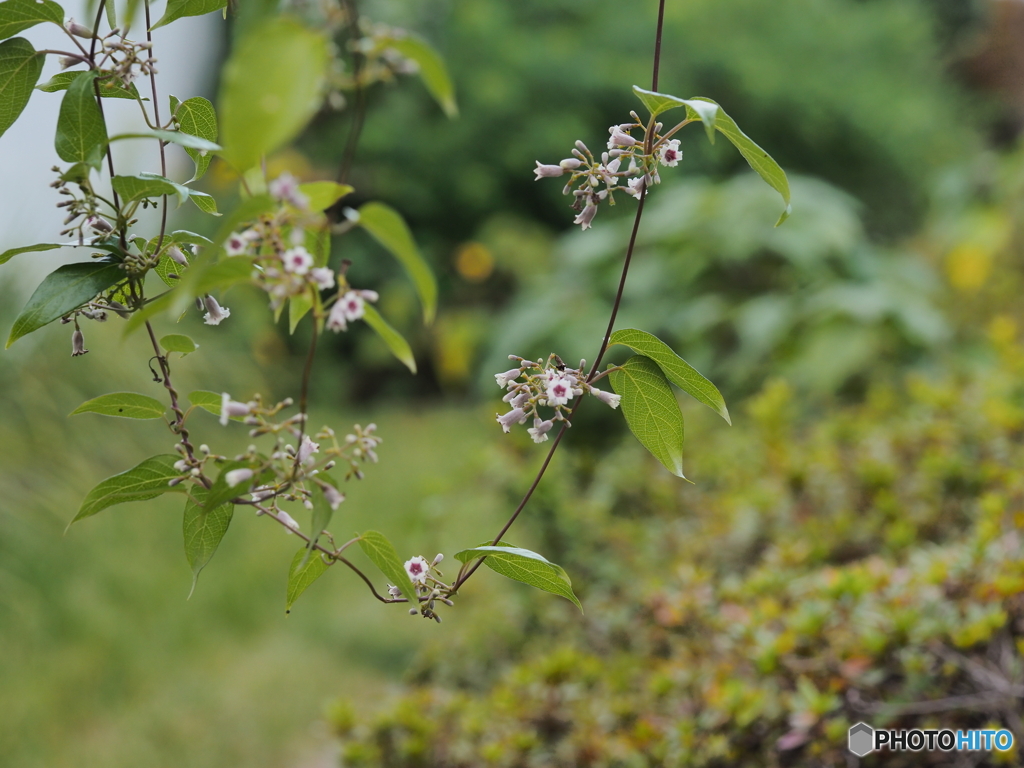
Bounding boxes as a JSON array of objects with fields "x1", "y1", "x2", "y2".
[
  {"x1": 298, "y1": 181, "x2": 352, "y2": 212},
  {"x1": 188, "y1": 190, "x2": 219, "y2": 215},
  {"x1": 7, "y1": 261, "x2": 124, "y2": 348},
  {"x1": 608, "y1": 355, "x2": 686, "y2": 478},
  {"x1": 55, "y1": 70, "x2": 108, "y2": 169},
  {"x1": 453, "y1": 543, "x2": 582, "y2": 611},
  {"x1": 357, "y1": 202, "x2": 436, "y2": 324},
  {"x1": 159, "y1": 333, "x2": 197, "y2": 357},
  {"x1": 609, "y1": 328, "x2": 729, "y2": 423},
  {"x1": 0, "y1": 242, "x2": 62, "y2": 266},
  {"x1": 112, "y1": 173, "x2": 184, "y2": 203},
  {"x1": 0, "y1": 0, "x2": 64, "y2": 40},
  {"x1": 298, "y1": 484, "x2": 334, "y2": 569},
  {"x1": 0, "y1": 37, "x2": 43, "y2": 139},
  {"x1": 171, "y1": 230, "x2": 212, "y2": 246},
  {"x1": 71, "y1": 392, "x2": 166, "y2": 419},
  {"x1": 72, "y1": 454, "x2": 187, "y2": 523},
  {"x1": 219, "y1": 18, "x2": 328, "y2": 172},
  {"x1": 182, "y1": 488, "x2": 233, "y2": 598},
  {"x1": 171, "y1": 96, "x2": 217, "y2": 180},
  {"x1": 286, "y1": 545, "x2": 330, "y2": 613},
  {"x1": 37, "y1": 71, "x2": 140, "y2": 100},
  {"x1": 378, "y1": 33, "x2": 457, "y2": 117},
  {"x1": 362, "y1": 304, "x2": 417, "y2": 374},
  {"x1": 151, "y1": 0, "x2": 226, "y2": 30},
  {"x1": 187, "y1": 390, "x2": 245, "y2": 421},
  {"x1": 357, "y1": 530, "x2": 416, "y2": 602}
]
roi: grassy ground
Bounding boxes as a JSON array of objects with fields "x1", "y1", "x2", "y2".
[{"x1": 0, "y1": 309, "x2": 519, "y2": 768}]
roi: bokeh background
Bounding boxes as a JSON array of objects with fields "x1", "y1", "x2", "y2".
[{"x1": 5, "y1": 0, "x2": 1024, "y2": 765}]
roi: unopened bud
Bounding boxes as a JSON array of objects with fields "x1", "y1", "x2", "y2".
[
  {"x1": 166, "y1": 246, "x2": 188, "y2": 266},
  {"x1": 574, "y1": 140, "x2": 589, "y2": 154},
  {"x1": 71, "y1": 328, "x2": 87, "y2": 357},
  {"x1": 559, "y1": 158, "x2": 581, "y2": 170},
  {"x1": 68, "y1": 20, "x2": 96, "y2": 38}
]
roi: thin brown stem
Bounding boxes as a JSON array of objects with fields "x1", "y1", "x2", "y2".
[
  {"x1": 291, "y1": 314, "x2": 319, "y2": 475},
  {"x1": 143, "y1": 0, "x2": 169, "y2": 250},
  {"x1": 336, "y1": 0, "x2": 366, "y2": 186}
]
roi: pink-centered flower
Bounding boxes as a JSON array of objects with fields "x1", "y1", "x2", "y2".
[
  {"x1": 546, "y1": 375, "x2": 575, "y2": 406},
  {"x1": 658, "y1": 139, "x2": 682, "y2": 168},
  {"x1": 282, "y1": 247, "x2": 313, "y2": 276},
  {"x1": 310, "y1": 267, "x2": 335, "y2": 290},
  {"x1": 268, "y1": 172, "x2": 310, "y2": 210},
  {"x1": 404, "y1": 555, "x2": 430, "y2": 585}
]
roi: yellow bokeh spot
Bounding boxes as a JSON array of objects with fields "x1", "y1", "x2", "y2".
[
  {"x1": 988, "y1": 314, "x2": 1017, "y2": 347},
  {"x1": 454, "y1": 242, "x2": 495, "y2": 283},
  {"x1": 945, "y1": 244, "x2": 992, "y2": 293}
]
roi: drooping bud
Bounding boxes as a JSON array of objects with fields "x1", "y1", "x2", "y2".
[
  {"x1": 203, "y1": 294, "x2": 230, "y2": 325},
  {"x1": 71, "y1": 328, "x2": 88, "y2": 357},
  {"x1": 573, "y1": 200, "x2": 598, "y2": 231},
  {"x1": 528, "y1": 418, "x2": 554, "y2": 444},
  {"x1": 496, "y1": 407, "x2": 527, "y2": 433},
  {"x1": 590, "y1": 387, "x2": 622, "y2": 409},
  {"x1": 277, "y1": 510, "x2": 300, "y2": 533}
]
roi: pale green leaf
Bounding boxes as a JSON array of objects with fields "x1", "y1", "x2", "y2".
[
  {"x1": 298, "y1": 181, "x2": 352, "y2": 212},
  {"x1": 55, "y1": 70, "x2": 108, "y2": 169},
  {"x1": 609, "y1": 328, "x2": 730, "y2": 424},
  {"x1": 305, "y1": 226, "x2": 330, "y2": 268},
  {"x1": 378, "y1": 33, "x2": 457, "y2": 117},
  {"x1": 358, "y1": 530, "x2": 416, "y2": 602},
  {"x1": 72, "y1": 454, "x2": 186, "y2": 523},
  {"x1": 299, "y1": 485, "x2": 333, "y2": 568},
  {"x1": 189, "y1": 190, "x2": 219, "y2": 215},
  {"x1": 171, "y1": 230, "x2": 212, "y2": 246},
  {"x1": 182, "y1": 488, "x2": 233, "y2": 598},
  {"x1": 160, "y1": 333, "x2": 197, "y2": 357},
  {"x1": 608, "y1": 355, "x2": 686, "y2": 478},
  {"x1": 151, "y1": 0, "x2": 226, "y2": 30},
  {"x1": 288, "y1": 290, "x2": 314, "y2": 335},
  {"x1": 0, "y1": 242, "x2": 61, "y2": 266},
  {"x1": 453, "y1": 543, "x2": 581, "y2": 611},
  {"x1": 0, "y1": 0, "x2": 63, "y2": 41},
  {"x1": 286, "y1": 545, "x2": 330, "y2": 613},
  {"x1": 190, "y1": 255, "x2": 251, "y2": 294},
  {"x1": 0, "y1": 37, "x2": 43, "y2": 139},
  {"x1": 7, "y1": 261, "x2": 124, "y2": 348},
  {"x1": 37, "y1": 71, "x2": 141, "y2": 100},
  {"x1": 358, "y1": 201, "x2": 436, "y2": 323},
  {"x1": 188, "y1": 390, "x2": 238, "y2": 421},
  {"x1": 362, "y1": 304, "x2": 416, "y2": 373},
  {"x1": 171, "y1": 96, "x2": 217, "y2": 181},
  {"x1": 219, "y1": 18, "x2": 328, "y2": 172},
  {"x1": 71, "y1": 392, "x2": 166, "y2": 419},
  {"x1": 108, "y1": 129, "x2": 220, "y2": 152}
]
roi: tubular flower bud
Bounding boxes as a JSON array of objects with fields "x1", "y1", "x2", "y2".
[
  {"x1": 71, "y1": 329, "x2": 88, "y2": 357},
  {"x1": 297, "y1": 435, "x2": 320, "y2": 465},
  {"x1": 68, "y1": 20, "x2": 96, "y2": 38},
  {"x1": 533, "y1": 161, "x2": 565, "y2": 180},
  {"x1": 559, "y1": 158, "x2": 582, "y2": 170},
  {"x1": 573, "y1": 200, "x2": 598, "y2": 231},
  {"x1": 510, "y1": 391, "x2": 530, "y2": 409},
  {"x1": 495, "y1": 368, "x2": 521, "y2": 388},
  {"x1": 574, "y1": 140, "x2": 589, "y2": 154},
  {"x1": 319, "y1": 482, "x2": 345, "y2": 510},
  {"x1": 166, "y1": 246, "x2": 188, "y2": 266},
  {"x1": 590, "y1": 387, "x2": 622, "y2": 409},
  {"x1": 224, "y1": 468, "x2": 254, "y2": 488},
  {"x1": 203, "y1": 295, "x2": 230, "y2": 326},
  {"x1": 496, "y1": 407, "x2": 528, "y2": 433},
  {"x1": 527, "y1": 418, "x2": 554, "y2": 443},
  {"x1": 277, "y1": 511, "x2": 300, "y2": 533},
  {"x1": 607, "y1": 128, "x2": 637, "y2": 148},
  {"x1": 220, "y1": 393, "x2": 251, "y2": 426}
]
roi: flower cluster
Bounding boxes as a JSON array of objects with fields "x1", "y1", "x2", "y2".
[
  {"x1": 63, "y1": 22, "x2": 156, "y2": 88},
  {"x1": 494, "y1": 354, "x2": 621, "y2": 442},
  {"x1": 533, "y1": 111, "x2": 683, "y2": 230},
  {"x1": 391, "y1": 553, "x2": 450, "y2": 622}
]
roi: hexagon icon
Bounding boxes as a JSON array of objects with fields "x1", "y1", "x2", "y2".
[{"x1": 848, "y1": 722, "x2": 874, "y2": 757}]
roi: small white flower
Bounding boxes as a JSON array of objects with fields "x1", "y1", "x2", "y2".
[
  {"x1": 71, "y1": 328, "x2": 88, "y2": 357},
  {"x1": 310, "y1": 267, "x2": 335, "y2": 290},
  {"x1": 166, "y1": 245, "x2": 189, "y2": 266},
  {"x1": 573, "y1": 201, "x2": 598, "y2": 231},
  {"x1": 534, "y1": 161, "x2": 565, "y2": 180},
  {"x1": 607, "y1": 127, "x2": 637, "y2": 149},
  {"x1": 173, "y1": 460, "x2": 189, "y2": 473},
  {"x1": 590, "y1": 387, "x2": 622, "y2": 409},
  {"x1": 268, "y1": 172, "x2": 310, "y2": 210},
  {"x1": 225, "y1": 468, "x2": 254, "y2": 488},
  {"x1": 404, "y1": 555, "x2": 430, "y2": 584},
  {"x1": 496, "y1": 407, "x2": 528, "y2": 433},
  {"x1": 277, "y1": 510, "x2": 300, "y2": 533},
  {"x1": 251, "y1": 485, "x2": 276, "y2": 502},
  {"x1": 494, "y1": 368, "x2": 521, "y2": 388},
  {"x1": 320, "y1": 482, "x2": 345, "y2": 510},
  {"x1": 624, "y1": 177, "x2": 646, "y2": 199},
  {"x1": 282, "y1": 247, "x2": 313, "y2": 276},
  {"x1": 527, "y1": 418, "x2": 554, "y2": 443},
  {"x1": 203, "y1": 295, "x2": 230, "y2": 326},
  {"x1": 327, "y1": 290, "x2": 372, "y2": 332},
  {"x1": 326, "y1": 302, "x2": 349, "y2": 332},
  {"x1": 297, "y1": 435, "x2": 320, "y2": 465},
  {"x1": 226, "y1": 232, "x2": 249, "y2": 256},
  {"x1": 387, "y1": 584, "x2": 403, "y2": 598},
  {"x1": 546, "y1": 375, "x2": 575, "y2": 406},
  {"x1": 220, "y1": 392, "x2": 251, "y2": 426},
  {"x1": 510, "y1": 391, "x2": 530, "y2": 409},
  {"x1": 658, "y1": 139, "x2": 682, "y2": 167}
]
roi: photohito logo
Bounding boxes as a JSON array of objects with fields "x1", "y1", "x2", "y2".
[{"x1": 848, "y1": 722, "x2": 1014, "y2": 756}]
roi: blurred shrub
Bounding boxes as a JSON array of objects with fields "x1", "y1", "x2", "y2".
[{"x1": 331, "y1": 329, "x2": 1024, "y2": 766}]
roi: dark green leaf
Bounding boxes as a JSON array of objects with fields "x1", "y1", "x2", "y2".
[
  {"x1": 7, "y1": 261, "x2": 124, "y2": 348},
  {"x1": 0, "y1": 242, "x2": 61, "y2": 266},
  {"x1": 453, "y1": 543, "x2": 582, "y2": 611},
  {"x1": 151, "y1": 0, "x2": 226, "y2": 30},
  {"x1": 378, "y1": 33, "x2": 457, "y2": 117},
  {"x1": 608, "y1": 355, "x2": 686, "y2": 478},
  {"x1": 358, "y1": 530, "x2": 416, "y2": 602},
  {"x1": 37, "y1": 71, "x2": 140, "y2": 100},
  {"x1": 160, "y1": 333, "x2": 197, "y2": 357},
  {"x1": 285, "y1": 545, "x2": 330, "y2": 613},
  {"x1": 358, "y1": 202, "x2": 436, "y2": 324},
  {"x1": 362, "y1": 304, "x2": 416, "y2": 373},
  {"x1": 70, "y1": 392, "x2": 166, "y2": 419},
  {"x1": 55, "y1": 69, "x2": 108, "y2": 169},
  {"x1": 183, "y1": 488, "x2": 233, "y2": 598},
  {"x1": 218, "y1": 17, "x2": 328, "y2": 171},
  {"x1": 608, "y1": 328, "x2": 730, "y2": 424},
  {"x1": 72, "y1": 454, "x2": 186, "y2": 524},
  {"x1": 0, "y1": 0, "x2": 63, "y2": 41},
  {"x1": 0, "y1": 37, "x2": 43, "y2": 138},
  {"x1": 171, "y1": 96, "x2": 217, "y2": 181}
]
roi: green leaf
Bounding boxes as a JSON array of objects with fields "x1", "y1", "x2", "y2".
[
  {"x1": 305, "y1": 225, "x2": 330, "y2": 268},
  {"x1": 182, "y1": 488, "x2": 233, "y2": 598},
  {"x1": 55, "y1": 70, "x2": 108, "y2": 169},
  {"x1": 608, "y1": 328, "x2": 730, "y2": 424},
  {"x1": 608, "y1": 355, "x2": 686, "y2": 478},
  {"x1": 37, "y1": 71, "x2": 141, "y2": 100},
  {"x1": 108, "y1": 129, "x2": 220, "y2": 152},
  {"x1": 378, "y1": 33, "x2": 457, "y2": 117},
  {"x1": 358, "y1": 530, "x2": 416, "y2": 602},
  {"x1": 151, "y1": 0, "x2": 226, "y2": 30},
  {"x1": 112, "y1": 173, "x2": 186, "y2": 204},
  {"x1": 0, "y1": 0, "x2": 63, "y2": 41},
  {"x1": 203, "y1": 459, "x2": 258, "y2": 511},
  {"x1": 190, "y1": 256, "x2": 252, "y2": 294},
  {"x1": 357, "y1": 202, "x2": 436, "y2": 324},
  {"x1": 453, "y1": 543, "x2": 582, "y2": 611},
  {"x1": 362, "y1": 304, "x2": 416, "y2": 374},
  {"x1": 286, "y1": 545, "x2": 330, "y2": 613},
  {"x1": 160, "y1": 333, "x2": 197, "y2": 357},
  {"x1": 171, "y1": 96, "x2": 217, "y2": 181},
  {"x1": 0, "y1": 37, "x2": 43, "y2": 139},
  {"x1": 299, "y1": 485, "x2": 334, "y2": 568},
  {"x1": 632, "y1": 86, "x2": 790, "y2": 225},
  {"x1": 288, "y1": 290, "x2": 314, "y2": 335},
  {"x1": 171, "y1": 229, "x2": 212, "y2": 246},
  {"x1": 70, "y1": 392, "x2": 166, "y2": 419},
  {"x1": 72, "y1": 454, "x2": 186, "y2": 524},
  {"x1": 7, "y1": 261, "x2": 124, "y2": 348},
  {"x1": 189, "y1": 190, "x2": 219, "y2": 215},
  {"x1": 219, "y1": 17, "x2": 328, "y2": 172},
  {"x1": 0, "y1": 242, "x2": 61, "y2": 266},
  {"x1": 188, "y1": 390, "x2": 244, "y2": 421},
  {"x1": 298, "y1": 181, "x2": 352, "y2": 212}
]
